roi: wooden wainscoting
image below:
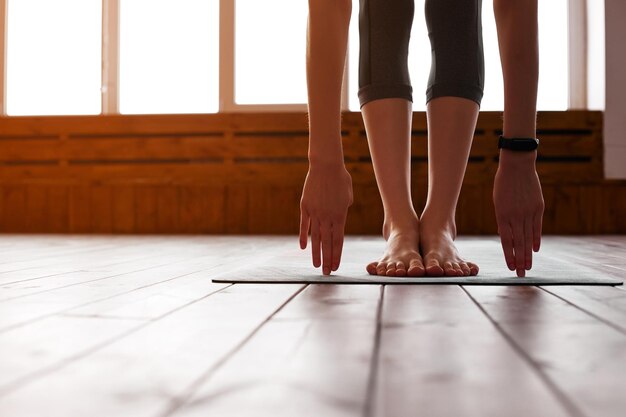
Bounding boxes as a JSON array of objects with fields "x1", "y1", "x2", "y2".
[{"x1": 0, "y1": 111, "x2": 623, "y2": 234}]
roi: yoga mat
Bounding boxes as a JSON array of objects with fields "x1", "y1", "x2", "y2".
[
  {"x1": 212, "y1": 239, "x2": 623, "y2": 286},
  {"x1": 212, "y1": 265, "x2": 623, "y2": 286}
]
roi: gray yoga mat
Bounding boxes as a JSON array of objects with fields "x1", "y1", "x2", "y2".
[
  {"x1": 212, "y1": 265, "x2": 623, "y2": 286},
  {"x1": 213, "y1": 239, "x2": 623, "y2": 286}
]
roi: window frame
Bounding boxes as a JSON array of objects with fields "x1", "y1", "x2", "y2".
[
  {"x1": 0, "y1": 0, "x2": 590, "y2": 116},
  {"x1": 0, "y1": 0, "x2": 7, "y2": 116}
]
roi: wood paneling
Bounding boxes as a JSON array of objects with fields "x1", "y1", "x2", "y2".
[{"x1": 0, "y1": 111, "x2": 623, "y2": 234}]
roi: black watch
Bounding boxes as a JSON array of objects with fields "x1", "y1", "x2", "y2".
[{"x1": 498, "y1": 135, "x2": 539, "y2": 151}]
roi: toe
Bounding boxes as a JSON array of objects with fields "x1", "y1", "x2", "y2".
[
  {"x1": 407, "y1": 258, "x2": 425, "y2": 277},
  {"x1": 386, "y1": 264, "x2": 397, "y2": 276},
  {"x1": 376, "y1": 262, "x2": 387, "y2": 276},
  {"x1": 395, "y1": 261, "x2": 407, "y2": 277},
  {"x1": 443, "y1": 261, "x2": 456, "y2": 277},
  {"x1": 366, "y1": 262, "x2": 379, "y2": 275},
  {"x1": 451, "y1": 262, "x2": 463, "y2": 276},
  {"x1": 467, "y1": 262, "x2": 479, "y2": 276},
  {"x1": 424, "y1": 257, "x2": 444, "y2": 277},
  {"x1": 459, "y1": 262, "x2": 471, "y2": 276}
]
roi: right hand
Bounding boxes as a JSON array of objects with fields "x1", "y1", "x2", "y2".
[{"x1": 299, "y1": 163, "x2": 354, "y2": 275}]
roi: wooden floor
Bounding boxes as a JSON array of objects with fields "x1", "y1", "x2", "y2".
[{"x1": 0, "y1": 235, "x2": 624, "y2": 417}]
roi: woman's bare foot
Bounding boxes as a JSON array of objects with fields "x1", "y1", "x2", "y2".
[
  {"x1": 419, "y1": 217, "x2": 479, "y2": 277},
  {"x1": 366, "y1": 217, "x2": 425, "y2": 277}
]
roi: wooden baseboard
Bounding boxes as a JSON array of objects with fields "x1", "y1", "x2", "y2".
[{"x1": 1, "y1": 111, "x2": 623, "y2": 234}]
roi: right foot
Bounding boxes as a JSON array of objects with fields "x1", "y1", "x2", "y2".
[{"x1": 366, "y1": 219, "x2": 425, "y2": 277}]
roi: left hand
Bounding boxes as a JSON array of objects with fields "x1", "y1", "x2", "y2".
[{"x1": 493, "y1": 150, "x2": 545, "y2": 277}]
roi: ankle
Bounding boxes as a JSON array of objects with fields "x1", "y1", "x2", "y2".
[
  {"x1": 419, "y1": 212, "x2": 457, "y2": 239},
  {"x1": 382, "y1": 214, "x2": 419, "y2": 241}
]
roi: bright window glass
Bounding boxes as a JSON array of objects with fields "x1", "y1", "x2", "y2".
[
  {"x1": 119, "y1": 0, "x2": 219, "y2": 114},
  {"x1": 235, "y1": 0, "x2": 308, "y2": 104},
  {"x1": 6, "y1": 0, "x2": 102, "y2": 115},
  {"x1": 349, "y1": 0, "x2": 569, "y2": 111},
  {"x1": 587, "y1": 0, "x2": 605, "y2": 110}
]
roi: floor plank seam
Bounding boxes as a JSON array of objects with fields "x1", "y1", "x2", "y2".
[
  {"x1": 0, "y1": 243, "x2": 117, "y2": 267},
  {"x1": 0, "y1": 244, "x2": 192, "y2": 286},
  {"x1": 363, "y1": 285, "x2": 384, "y2": 417},
  {"x1": 0, "y1": 268, "x2": 210, "y2": 334},
  {"x1": 157, "y1": 283, "x2": 309, "y2": 417},
  {"x1": 0, "y1": 249, "x2": 213, "y2": 303},
  {"x1": 544, "y1": 247, "x2": 626, "y2": 276},
  {"x1": 0, "y1": 284, "x2": 234, "y2": 397},
  {"x1": 0, "y1": 241, "x2": 141, "y2": 269},
  {"x1": 0, "y1": 270, "x2": 84, "y2": 287},
  {"x1": 460, "y1": 286, "x2": 588, "y2": 417},
  {"x1": 537, "y1": 286, "x2": 626, "y2": 336},
  {"x1": 0, "y1": 251, "x2": 285, "y2": 334}
]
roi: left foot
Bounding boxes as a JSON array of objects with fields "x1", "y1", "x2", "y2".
[{"x1": 419, "y1": 219, "x2": 479, "y2": 277}]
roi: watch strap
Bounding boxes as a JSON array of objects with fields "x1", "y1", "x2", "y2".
[{"x1": 498, "y1": 135, "x2": 539, "y2": 151}]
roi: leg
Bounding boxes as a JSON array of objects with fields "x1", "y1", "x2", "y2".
[
  {"x1": 419, "y1": 0, "x2": 484, "y2": 276},
  {"x1": 359, "y1": 0, "x2": 425, "y2": 277}
]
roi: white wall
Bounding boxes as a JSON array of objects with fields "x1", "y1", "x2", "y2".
[{"x1": 604, "y1": 0, "x2": 626, "y2": 179}]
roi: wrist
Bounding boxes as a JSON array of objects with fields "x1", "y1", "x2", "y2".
[
  {"x1": 308, "y1": 154, "x2": 345, "y2": 169},
  {"x1": 498, "y1": 149, "x2": 537, "y2": 168}
]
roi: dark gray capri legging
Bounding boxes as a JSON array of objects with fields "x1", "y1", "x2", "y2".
[{"x1": 358, "y1": 0, "x2": 485, "y2": 109}]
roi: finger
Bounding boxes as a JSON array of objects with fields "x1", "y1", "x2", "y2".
[
  {"x1": 331, "y1": 221, "x2": 345, "y2": 271},
  {"x1": 524, "y1": 218, "x2": 533, "y2": 270},
  {"x1": 513, "y1": 223, "x2": 525, "y2": 277},
  {"x1": 311, "y1": 218, "x2": 321, "y2": 268},
  {"x1": 321, "y1": 223, "x2": 333, "y2": 275},
  {"x1": 498, "y1": 222, "x2": 515, "y2": 270},
  {"x1": 299, "y1": 209, "x2": 309, "y2": 249},
  {"x1": 533, "y1": 210, "x2": 543, "y2": 252}
]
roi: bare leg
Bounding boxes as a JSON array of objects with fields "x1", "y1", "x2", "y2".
[
  {"x1": 362, "y1": 98, "x2": 425, "y2": 277},
  {"x1": 419, "y1": 97, "x2": 480, "y2": 276}
]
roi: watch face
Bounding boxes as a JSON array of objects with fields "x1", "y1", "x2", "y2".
[{"x1": 498, "y1": 136, "x2": 538, "y2": 151}]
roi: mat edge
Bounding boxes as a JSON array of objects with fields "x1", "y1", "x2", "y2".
[{"x1": 212, "y1": 279, "x2": 624, "y2": 286}]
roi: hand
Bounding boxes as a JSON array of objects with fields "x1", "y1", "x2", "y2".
[
  {"x1": 299, "y1": 163, "x2": 354, "y2": 275},
  {"x1": 493, "y1": 150, "x2": 545, "y2": 277}
]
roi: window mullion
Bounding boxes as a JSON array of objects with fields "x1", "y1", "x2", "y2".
[
  {"x1": 0, "y1": 0, "x2": 7, "y2": 116},
  {"x1": 102, "y1": 0, "x2": 119, "y2": 114},
  {"x1": 220, "y1": 0, "x2": 235, "y2": 112},
  {"x1": 568, "y1": 0, "x2": 588, "y2": 109}
]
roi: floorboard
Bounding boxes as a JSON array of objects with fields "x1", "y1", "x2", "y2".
[
  {"x1": 0, "y1": 235, "x2": 623, "y2": 417},
  {"x1": 168, "y1": 284, "x2": 382, "y2": 417},
  {"x1": 373, "y1": 285, "x2": 571, "y2": 417},
  {"x1": 538, "y1": 286, "x2": 626, "y2": 334},
  {"x1": 465, "y1": 285, "x2": 626, "y2": 417},
  {"x1": 0, "y1": 284, "x2": 302, "y2": 417}
]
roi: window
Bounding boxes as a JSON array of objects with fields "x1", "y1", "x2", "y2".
[
  {"x1": 119, "y1": 0, "x2": 219, "y2": 114},
  {"x1": 5, "y1": 0, "x2": 102, "y2": 115},
  {"x1": 0, "y1": 0, "x2": 599, "y2": 115},
  {"x1": 234, "y1": 0, "x2": 307, "y2": 105}
]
